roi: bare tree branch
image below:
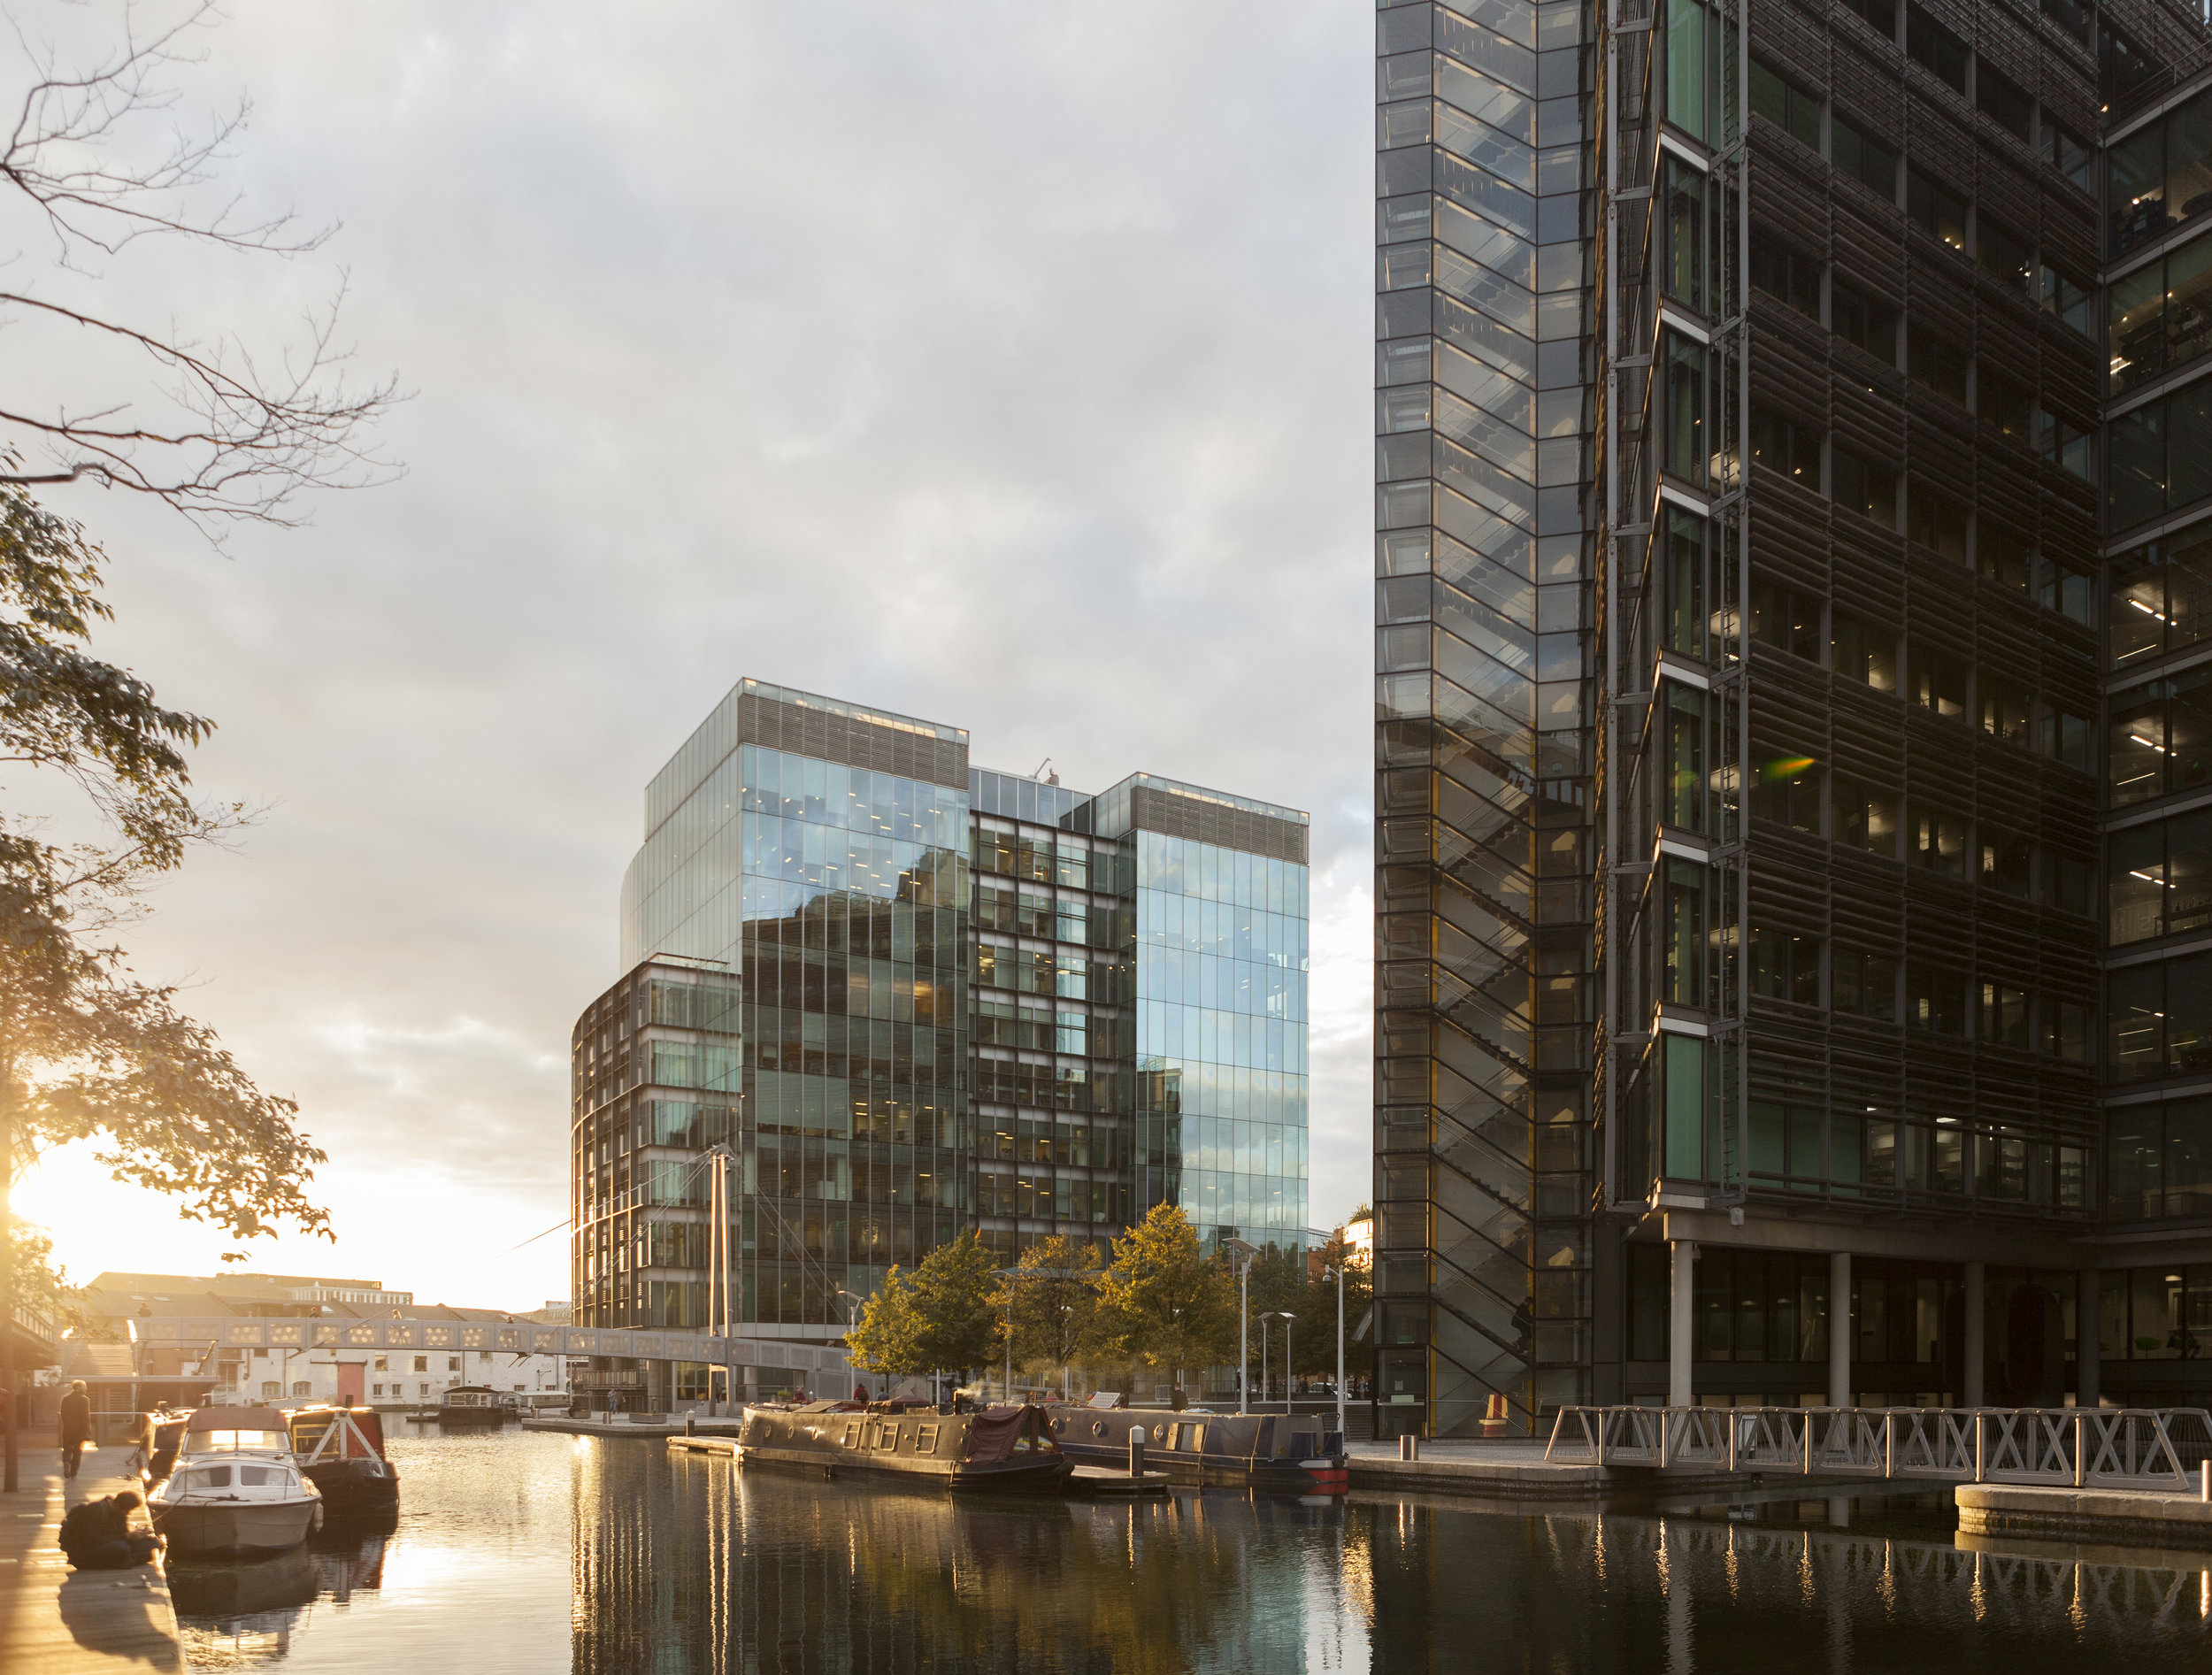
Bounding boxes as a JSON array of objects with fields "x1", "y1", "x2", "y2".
[{"x1": 0, "y1": 1, "x2": 403, "y2": 528}]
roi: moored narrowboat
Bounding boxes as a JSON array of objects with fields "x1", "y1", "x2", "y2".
[
  {"x1": 288, "y1": 1405, "x2": 401, "y2": 1515},
  {"x1": 1048, "y1": 1409, "x2": 1347, "y2": 1493},
  {"x1": 436, "y1": 1385, "x2": 507, "y2": 1426},
  {"x1": 738, "y1": 1401, "x2": 1071, "y2": 1493}
]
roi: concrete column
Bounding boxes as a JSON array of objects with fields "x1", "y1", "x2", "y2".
[
  {"x1": 1962, "y1": 1260, "x2": 1985, "y2": 1408},
  {"x1": 1828, "y1": 1251, "x2": 1852, "y2": 1409},
  {"x1": 2077, "y1": 1268, "x2": 2101, "y2": 1409},
  {"x1": 1669, "y1": 1240, "x2": 1695, "y2": 1407}
]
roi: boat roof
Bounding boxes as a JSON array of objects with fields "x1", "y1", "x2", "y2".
[{"x1": 187, "y1": 1406, "x2": 289, "y2": 1432}]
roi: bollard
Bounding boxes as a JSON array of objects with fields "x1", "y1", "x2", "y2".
[
  {"x1": 686, "y1": 1415, "x2": 695, "y2": 1438},
  {"x1": 2201, "y1": 1460, "x2": 2208, "y2": 1504},
  {"x1": 1129, "y1": 1426, "x2": 1147, "y2": 1479},
  {"x1": 2073, "y1": 1415, "x2": 2085, "y2": 1489}
]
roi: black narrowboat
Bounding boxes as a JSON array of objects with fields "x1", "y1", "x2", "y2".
[
  {"x1": 738, "y1": 1400, "x2": 1071, "y2": 1493},
  {"x1": 1048, "y1": 1408, "x2": 1347, "y2": 1493}
]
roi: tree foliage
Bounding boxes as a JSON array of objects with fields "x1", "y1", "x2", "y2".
[
  {"x1": 992, "y1": 1234, "x2": 1102, "y2": 1373},
  {"x1": 1241, "y1": 1240, "x2": 1372, "y2": 1380},
  {"x1": 0, "y1": 484, "x2": 328, "y2": 1248},
  {"x1": 1091, "y1": 1204, "x2": 1238, "y2": 1378},
  {"x1": 845, "y1": 1233, "x2": 1000, "y2": 1379}
]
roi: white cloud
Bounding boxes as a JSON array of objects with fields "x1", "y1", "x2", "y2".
[{"x1": 5, "y1": 0, "x2": 1375, "y2": 1304}]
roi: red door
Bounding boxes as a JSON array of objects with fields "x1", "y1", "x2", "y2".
[{"x1": 336, "y1": 1363, "x2": 366, "y2": 1406}]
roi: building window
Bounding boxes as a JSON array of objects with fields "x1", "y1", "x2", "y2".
[
  {"x1": 1906, "y1": 803, "x2": 1968, "y2": 877},
  {"x1": 1905, "y1": 642, "x2": 1967, "y2": 718},
  {"x1": 1663, "y1": 155, "x2": 1708, "y2": 311},
  {"x1": 1832, "y1": 779, "x2": 1898, "y2": 858},
  {"x1": 293, "y1": 1381, "x2": 312, "y2": 1398},
  {"x1": 1904, "y1": 482, "x2": 1966, "y2": 561},
  {"x1": 2039, "y1": 264, "x2": 2093, "y2": 334},
  {"x1": 2108, "y1": 809, "x2": 2212, "y2": 944},
  {"x1": 1748, "y1": 233, "x2": 1817, "y2": 319},
  {"x1": 1750, "y1": 754, "x2": 1818, "y2": 831},
  {"x1": 2108, "y1": 1099, "x2": 2212, "y2": 1222},
  {"x1": 2110, "y1": 524, "x2": 2212, "y2": 668},
  {"x1": 1662, "y1": 330, "x2": 1707, "y2": 485},
  {"x1": 1904, "y1": 165, "x2": 1967, "y2": 252},
  {"x1": 1978, "y1": 984, "x2": 2030, "y2": 1049},
  {"x1": 2108, "y1": 954, "x2": 2212, "y2": 1081},
  {"x1": 1663, "y1": 861, "x2": 1707, "y2": 1007},
  {"x1": 1831, "y1": 112, "x2": 1896, "y2": 198},
  {"x1": 1831, "y1": 448, "x2": 1896, "y2": 526},
  {"x1": 413, "y1": 1356, "x2": 428, "y2": 1372},
  {"x1": 1748, "y1": 408, "x2": 1819, "y2": 488},
  {"x1": 1832, "y1": 280, "x2": 1895, "y2": 360},
  {"x1": 2108, "y1": 668, "x2": 2212, "y2": 806},
  {"x1": 1748, "y1": 58, "x2": 1820, "y2": 149},
  {"x1": 1831, "y1": 612, "x2": 1896, "y2": 690},
  {"x1": 260, "y1": 1382, "x2": 280, "y2": 1398},
  {"x1": 1832, "y1": 949, "x2": 1897, "y2": 1019},
  {"x1": 1749, "y1": 927, "x2": 1821, "y2": 1005},
  {"x1": 1666, "y1": 0, "x2": 1714, "y2": 143},
  {"x1": 2108, "y1": 81, "x2": 2212, "y2": 257},
  {"x1": 1978, "y1": 521, "x2": 2030, "y2": 588},
  {"x1": 1905, "y1": 964, "x2": 1964, "y2": 1034},
  {"x1": 1904, "y1": 4, "x2": 1967, "y2": 91},
  {"x1": 2043, "y1": 999, "x2": 2090, "y2": 1062},
  {"x1": 1663, "y1": 685, "x2": 1706, "y2": 832},
  {"x1": 1975, "y1": 65, "x2": 2032, "y2": 141},
  {"x1": 2109, "y1": 231, "x2": 2212, "y2": 396},
  {"x1": 1663, "y1": 507, "x2": 1709, "y2": 659},
  {"x1": 1906, "y1": 330, "x2": 1968, "y2": 406},
  {"x1": 2039, "y1": 112, "x2": 2091, "y2": 191},
  {"x1": 1748, "y1": 575, "x2": 1819, "y2": 659}
]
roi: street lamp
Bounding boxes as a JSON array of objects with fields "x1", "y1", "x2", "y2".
[
  {"x1": 1258, "y1": 1313, "x2": 1271, "y2": 1408},
  {"x1": 1224, "y1": 1237, "x2": 1258, "y2": 1416},
  {"x1": 1278, "y1": 1312, "x2": 1296, "y2": 1415},
  {"x1": 836, "y1": 1288, "x2": 866, "y2": 1404},
  {"x1": 1322, "y1": 1265, "x2": 1345, "y2": 1443}
]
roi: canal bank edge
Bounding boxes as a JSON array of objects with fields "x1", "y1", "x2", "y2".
[
  {"x1": 1956, "y1": 1484, "x2": 2212, "y2": 1549},
  {"x1": 0, "y1": 1444, "x2": 182, "y2": 1673}
]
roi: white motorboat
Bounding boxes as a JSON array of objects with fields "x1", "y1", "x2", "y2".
[{"x1": 148, "y1": 1407, "x2": 324, "y2": 1559}]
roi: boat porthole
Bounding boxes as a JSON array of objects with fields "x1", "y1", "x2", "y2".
[{"x1": 1092, "y1": 1421, "x2": 1106, "y2": 1438}]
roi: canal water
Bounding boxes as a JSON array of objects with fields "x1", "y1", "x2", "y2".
[{"x1": 165, "y1": 1428, "x2": 2212, "y2": 1672}]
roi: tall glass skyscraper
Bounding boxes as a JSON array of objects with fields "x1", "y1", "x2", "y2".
[
  {"x1": 1377, "y1": 0, "x2": 2212, "y2": 1438},
  {"x1": 572, "y1": 680, "x2": 1309, "y2": 1402}
]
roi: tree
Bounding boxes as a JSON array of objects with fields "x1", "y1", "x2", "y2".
[
  {"x1": 1, "y1": 487, "x2": 331, "y2": 1491},
  {"x1": 845, "y1": 1234, "x2": 1000, "y2": 1382},
  {"x1": 1091, "y1": 1204, "x2": 1238, "y2": 1391},
  {"x1": 1, "y1": 3, "x2": 399, "y2": 527},
  {"x1": 992, "y1": 1234, "x2": 1102, "y2": 1377}
]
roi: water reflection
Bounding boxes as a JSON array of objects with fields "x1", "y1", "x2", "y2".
[
  {"x1": 171, "y1": 1519, "x2": 389, "y2": 1663},
  {"x1": 168, "y1": 1433, "x2": 2212, "y2": 1673}
]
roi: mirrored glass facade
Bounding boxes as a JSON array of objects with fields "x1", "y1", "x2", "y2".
[
  {"x1": 1379, "y1": 0, "x2": 2212, "y2": 1435},
  {"x1": 575, "y1": 681, "x2": 1310, "y2": 1395}
]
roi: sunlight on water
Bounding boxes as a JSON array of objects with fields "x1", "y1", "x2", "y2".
[{"x1": 164, "y1": 1429, "x2": 2212, "y2": 1673}]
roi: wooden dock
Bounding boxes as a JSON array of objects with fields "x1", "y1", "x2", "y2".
[
  {"x1": 667, "y1": 1435, "x2": 1165, "y2": 1495},
  {"x1": 0, "y1": 1445, "x2": 181, "y2": 1673}
]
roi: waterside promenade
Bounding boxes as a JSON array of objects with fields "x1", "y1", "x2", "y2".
[{"x1": 0, "y1": 1444, "x2": 180, "y2": 1673}]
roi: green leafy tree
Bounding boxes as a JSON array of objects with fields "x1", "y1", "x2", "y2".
[
  {"x1": 1, "y1": 488, "x2": 332, "y2": 1488},
  {"x1": 846, "y1": 1233, "x2": 1000, "y2": 1379},
  {"x1": 992, "y1": 1234, "x2": 1102, "y2": 1375},
  {"x1": 1092, "y1": 1204, "x2": 1238, "y2": 1389}
]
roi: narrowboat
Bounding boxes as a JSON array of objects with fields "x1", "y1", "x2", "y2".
[
  {"x1": 139, "y1": 1407, "x2": 190, "y2": 1481},
  {"x1": 435, "y1": 1385, "x2": 507, "y2": 1426},
  {"x1": 147, "y1": 1407, "x2": 323, "y2": 1558},
  {"x1": 1048, "y1": 1408, "x2": 1347, "y2": 1493},
  {"x1": 288, "y1": 1405, "x2": 401, "y2": 1515},
  {"x1": 738, "y1": 1400, "x2": 1071, "y2": 1493}
]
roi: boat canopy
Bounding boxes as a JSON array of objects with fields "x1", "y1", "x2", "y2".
[
  {"x1": 963, "y1": 1404, "x2": 1057, "y2": 1464},
  {"x1": 188, "y1": 1407, "x2": 288, "y2": 1433}
]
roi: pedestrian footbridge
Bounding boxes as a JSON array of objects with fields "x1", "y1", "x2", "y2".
[
  {"x1": 1546, "y1": 1404, "x2": 2212, "y2": 1493},
  {"x1": 131, "y1": 1316, "x2": 856, "y2": 1381}
]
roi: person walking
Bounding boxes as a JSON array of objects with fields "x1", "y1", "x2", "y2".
[{"x1": 58, "y1": 1380, "x2": 93, "y2": 1481}]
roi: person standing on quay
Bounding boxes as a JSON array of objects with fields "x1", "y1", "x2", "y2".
[{"x1": 58, "y1": 1379, "x2": 93, "y2": 1479}]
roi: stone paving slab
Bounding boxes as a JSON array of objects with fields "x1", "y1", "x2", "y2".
[{"x1": 0, "y1": 1445, "x2": 180, "y2": 1673}]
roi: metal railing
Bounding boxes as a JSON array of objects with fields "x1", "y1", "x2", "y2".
[{"x1": 1545, "y1": 1404, "x2": 2212, "y2": 1492}]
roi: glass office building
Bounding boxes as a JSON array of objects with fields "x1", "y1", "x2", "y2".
[
  {"x1": 572, "y1": 680, "x2": 1309, "y2": 1395},
  {"x1": 1377, "y1": 0, "x2": 2212, "y2": 1436}
]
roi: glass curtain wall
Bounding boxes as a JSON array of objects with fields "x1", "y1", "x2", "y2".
[
  {"x1": 736, "y1": 743, "x2": 971, "y2": 1327},
  {"x1": 1132, "y1": 829, "x2": 1311, "y2": 1249},
  {"x1": 1374, "y1": 0, "x2": 1598, "y2": 1439}
]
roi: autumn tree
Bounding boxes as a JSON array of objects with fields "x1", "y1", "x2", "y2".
[
  {"x1": 845, "y1": 1234, "x2": 1001, "y2": 1383},
  {"x1": 991, "y1": 1234, "x2": 1102, "y2": 1379},
  {"x1": 1091, "y1": 1204, "x2": 1238, "y2": 1394}
]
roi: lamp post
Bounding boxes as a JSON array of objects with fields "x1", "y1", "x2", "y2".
[
  {"x1": 1324, "y1": 1266, "x2": 1345, "y2": 1442},
  {"x1": 1258, "y1": 1314, "x2": 1271, "y2": 1408},
  {"x1": 1224, "y1": 1238, "x2": 1258, "y2": 1416},
  {"x1": 1279, "y1": 1312, "x2": 1296, "y2": 1415},
  {"x1": 836, "y1": 1288, "x2": 865, "y2": 1403}
]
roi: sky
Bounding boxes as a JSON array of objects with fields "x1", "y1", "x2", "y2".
[{"x1": 4, "y1": 0, "x2": 1375, "y2": 1311}]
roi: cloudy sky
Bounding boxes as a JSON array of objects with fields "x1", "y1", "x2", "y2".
[{"x1": 7, "y1": 0, "x2": 1374, "y2": 1310}]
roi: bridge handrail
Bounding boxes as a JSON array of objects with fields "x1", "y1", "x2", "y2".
[{"x1": 1545, "y1": 1404, "x2": 2212, "y2": 1489}]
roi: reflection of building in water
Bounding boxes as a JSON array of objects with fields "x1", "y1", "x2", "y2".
[
  {"x1": 576, "y1": 1454, "x2": 1325, "y2": 1673},
  {"x1": 570, "y1": 680, "x2": 1310, "y2": 1409},
  {"x1": 1363, "y1": 1498, "x2": 2212, "y2": 1669}
]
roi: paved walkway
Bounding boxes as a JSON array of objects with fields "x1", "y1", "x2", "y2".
[{"x1": 0, "y1": 1444, "x2": 180, "y2": 1673}]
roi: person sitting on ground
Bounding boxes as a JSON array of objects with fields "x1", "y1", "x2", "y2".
[{"x1": 58, "y1": 1492, "x2": 162, "y2": 1571}]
